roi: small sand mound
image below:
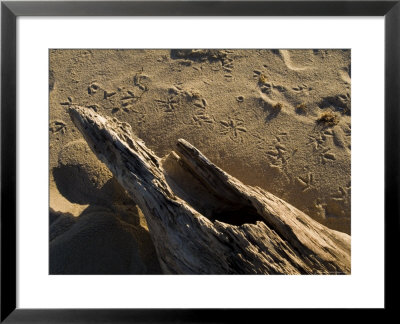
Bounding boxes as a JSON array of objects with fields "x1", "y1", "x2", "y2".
[{"x1": 54, "y1": 140, "x2": 129, "y2": 205}]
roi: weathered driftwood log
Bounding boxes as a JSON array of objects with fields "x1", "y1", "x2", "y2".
[{"x1": 69, "y1": 105, "x2": 351, "y2": 274}]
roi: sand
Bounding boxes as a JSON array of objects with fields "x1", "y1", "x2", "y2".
[{"x1": 49, "y1": 49, "x2": 351, "y2": 274}]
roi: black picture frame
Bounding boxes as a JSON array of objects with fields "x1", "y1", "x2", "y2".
[{"x1": 1, "y1": 0, "x2": 398, "y2": 322}]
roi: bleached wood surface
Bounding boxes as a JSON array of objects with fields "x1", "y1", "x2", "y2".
[{"x1": 69, "y1": 105, "x2": 350, "y2": 274}]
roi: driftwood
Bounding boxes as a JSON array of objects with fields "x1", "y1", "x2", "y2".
[{"x1": 68, "y1": 105, "x2": 351, "y2": 274}]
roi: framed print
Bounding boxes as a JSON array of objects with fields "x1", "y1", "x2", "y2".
[{"x1": 1, "y1": 0, "x2": 399, "y2": 322}]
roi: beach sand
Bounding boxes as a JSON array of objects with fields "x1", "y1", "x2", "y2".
[{"x1": 49, "y1": 49, "x2": 351, "y2": 274}]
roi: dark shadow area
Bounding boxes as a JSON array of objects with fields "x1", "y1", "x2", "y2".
[
  {"x1": 53, "y1": 164, "x2": 104, "y2": 205},
  {"x1": 163, "y1": 152, "x2": 266, "y2": 227},
  {"x1": 53, "y1": 165, "x2": 130, "y2": 206},
  {"x1": 50, "y1": 165, "x2": 162, "y2": 274},
  {"x1": 49, "y1": 205, "x2": 162, "y2": 275},
  {"x1": 319, "y1": 95, "x2": 351, "y2": 116},
  {"x1": 210, "y1": 205, "x2": 265, "y2": 226}
]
